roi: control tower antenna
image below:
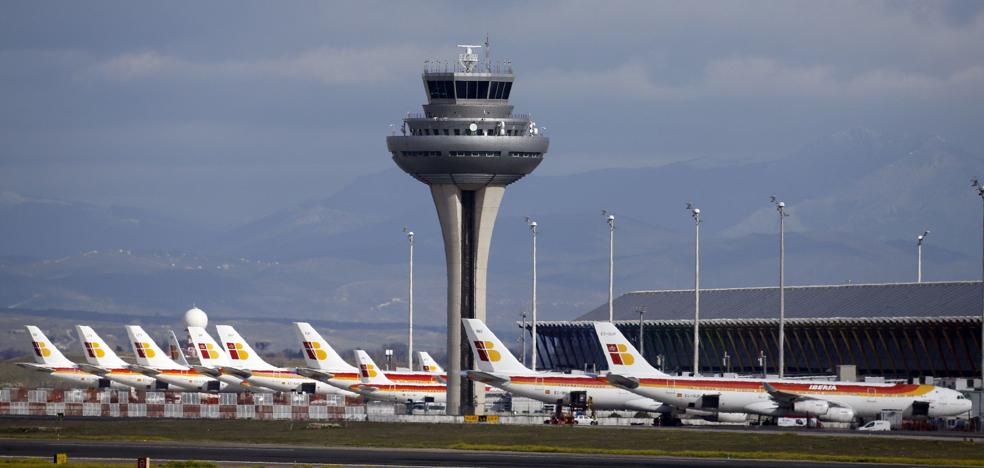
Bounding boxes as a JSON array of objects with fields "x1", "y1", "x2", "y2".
[
  {"x1": 457, "y1": 44, "x2": 482, "y2": 73},
  {"x1": 483, "y1": 34, "x2": 491, "y2": 72},
  {"x1": 387, "y1": 43, "x2": 549, "y2": 416}
]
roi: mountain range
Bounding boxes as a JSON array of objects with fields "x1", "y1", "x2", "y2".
[{"x1": 1, "y1": 129, "x2": 982, "y2": 351}]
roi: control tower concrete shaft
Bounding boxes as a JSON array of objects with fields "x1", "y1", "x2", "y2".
[{"x1": 386, "y1": 45, "x2": 549, "y2": 415}]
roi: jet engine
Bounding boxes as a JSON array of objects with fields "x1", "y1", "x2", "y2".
[
  {"x1": 792, "y1": 399, "x2": 830, "y2": 416},
  {"x1": 819, "y1": 407, "x2": 855, "y2": 423}
]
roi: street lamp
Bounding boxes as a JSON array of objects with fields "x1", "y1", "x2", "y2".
[
  {"x1": 637, "y1": 306, "x2": 646, "y2": 359},
  {"x1": 602, "y1": 210, "x2": 616, "y2": 322},
  {"x1": 758, "y1": 350, "x2": 768, "y2": 378},
  {"x1": 770, "y1": 196, "x2": 789, "y2": 379},
  {"x1": 686, "y1": 202, "x2": 701, "y2": 376},
  {"x1": 526, "y1": 216, "x2": 538, "y2": 372},
  {"x1": 385, "y1": 349, "x2": 394, "y2": 371},
  {"x1": 722, "y1": 351, "x2": 731, "y2": 374},
  {"x1": 403, "y1": 227, "x2": 414, "y2": 370},
  {"x1": 917, "y1": 229, "x2": 930, "y2": 283}
]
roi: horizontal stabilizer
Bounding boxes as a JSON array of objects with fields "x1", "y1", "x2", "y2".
[
  {"x1": 465, "y1": 370, "x2": 510, "y2": 385},
  {"x1": 127, "y1": 364, "x2": 161, "y2": 376},
  {"x1": 76, "y1": 363, "x2": 109, "y2": 376},
  {"x1": 16, "y1": 362, "x2": 53, "y2": 373},
  {"x1": 192, "y1": 365, "x2": 221, "y2": 378},
  {"x1": 295, "y1": 367, "x2": 334, "y2": 383},
  {"x1": 606, "y1": 373, "x2": 640, "y2": 390},
  {"x1": 220, "y1": 366, "x2": 252, "y2": 379}
]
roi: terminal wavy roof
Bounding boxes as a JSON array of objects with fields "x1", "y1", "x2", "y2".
[{"x1": 573, "y1": 281, "x2": 983, "y2": 322}]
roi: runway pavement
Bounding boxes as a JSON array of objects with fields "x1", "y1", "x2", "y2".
[{"x1": 0, "y1": 439, "x2": 943, "y2": 467}]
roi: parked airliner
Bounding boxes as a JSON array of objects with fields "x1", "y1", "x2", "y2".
[
  {"x1": 75, "y1": 325, "x2": 157, "y2": 390},
  {"x1": 351, "y1": 350, "x2": 447, "y2": 403},
  {"x1": 17, "y1": 326, "x2": 127, "y2": 389},
  {"x1": 461, "y1": 319, "x2": 669, "y2": 413},
  {"x1": 215, "y1": 325, "x2": 355, "y2": 396},
  {"x1": 592, "y1": 321, "x2": 972, "y2": 421}
]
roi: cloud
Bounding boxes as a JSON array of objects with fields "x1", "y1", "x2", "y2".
[
  {"x1": 527, "y1": 57, "x2": 984, "y2": 102},
  {"x1": 86, "y1": 44, "x2": 434, "y2": 85}
]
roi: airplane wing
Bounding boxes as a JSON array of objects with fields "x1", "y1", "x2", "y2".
[
  {"x1": 127, "y1": 364, "x2": 161, "y2": 376},
  {"x1": 762, "y1": 382, "x2": 849, "y2": 408},
  {"x1": 606, "y1": 373, "x2": 640, "y2": 390},
  {"x1": 76, "y1": 363, "x2": 110, "y2": 376},
  {"x1": 465, "y1": 370, "x2": 510, "y2": 385},
  {"x1": 295, "y1": 367, "x2": 335, "y2": 383}
]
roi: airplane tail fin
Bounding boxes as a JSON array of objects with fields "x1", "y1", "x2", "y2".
[
  {"x1": 25, "y1": 326, "x2": 75, "y2": 368},
  {"x1": 461, "y1": 319, "x2": 530, "y2": 374},
  {"x1": 185, "y1": 326, "x2": 229, "y2": 368},
  {"x1": 592, "y1": 321, "x2": 667, "y2": 376},
  {"x1": 167, "y1": 330, "x2": 190, "y2": 367},
  {"x1": 214, "y1": 325, "x2": 278, "y2": 371},
  {"x1": 125, "y1": 325, "x2": 184, "y2": 370},
  {"x1": 293, "y1": 322, "x2": 357, "y2": 372},
  {"x1": 417, "y1": 351, "x2": 444, "y2": 374},
  {"x1": 354, "y1": 350, "x2": 394, "y2": 385},
  {"x1": 75, "y1": 325, "x2": 128, "y2": 368}
]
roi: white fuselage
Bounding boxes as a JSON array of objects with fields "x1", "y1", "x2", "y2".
[{"x1": 623, "y1": 376, "x2": 971, "y2": 420}]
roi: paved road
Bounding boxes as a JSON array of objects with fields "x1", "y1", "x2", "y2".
[{"x1": 0, "y1": 439, "x2": 944, "y2": 467}]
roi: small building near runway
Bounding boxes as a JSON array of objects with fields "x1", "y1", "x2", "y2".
[{"x1": 534, "y1": 281, "x2": 982, "y2": 388}]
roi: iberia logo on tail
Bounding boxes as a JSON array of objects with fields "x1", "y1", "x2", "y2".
[
  {"x1": 226, "y1": 342, "x2": 249, "y2": 360},
  {"x1": 197, "y1": 343, "x2": 220, "y2": 359},
  {"x1": 32, "y1": 342, "x2": 51, "y2": 358},
  {"x1": 606, "y1": 344, "x2": 634, "y2": 365},
  {"x1": 302, "y1": 341, "x2": 327, "y2": 360},
  {"x1": 133, "y1": 342, "x2": 156, "y2": 358},
  {"x1": 360, "y1": 363, "x2": 378, "y2": 378},
  {"x1": 474, "y1": 341, "x2": 501, "y2": 362},
  {"x1": 422, "y1": 365, "x2": 435, "y2": 372},
  {"x1": 84, "y1": 342, "x2": 105, "y2": 358}
]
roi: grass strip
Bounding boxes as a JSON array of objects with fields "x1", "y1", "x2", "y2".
[{"x1": 450, "y1": 443, "x2": 984, "y2": 467}]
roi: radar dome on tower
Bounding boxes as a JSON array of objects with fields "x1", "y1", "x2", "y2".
[{"x1": 183, "y1": 307, "x2": 208, "y2": 328}]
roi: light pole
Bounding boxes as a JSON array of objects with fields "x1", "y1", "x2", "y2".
[
  {"x1": 770, "y1": 196, "x2": 789, "y2": 379},
  {"x1": 973, "y1": 179, "x2": 984, "y2": 406},
  {"x1": 602, "y1": 210, "x2": 616, "y2": 322},
  {"x1": 722, "y1": 351, "x2": 731, "y2": 374},
  {"x1": 637, "y1": 306, "x2": 646, "y2": 359},
  {"x1": 526, "y1": 217, "x2": 538, "y2": 372},
  {"x1": 403, "y1": 227, "x2": 414, "y2": 370},
  {"x1": 917, "y1": 229, "x2": 930, "y2": 283},
  {"x1": 686, "y1": 202, "x2": 701, "y2": 376},
  {"x1": 758, "y1": 350, "x2": 767, "y2": 378}
]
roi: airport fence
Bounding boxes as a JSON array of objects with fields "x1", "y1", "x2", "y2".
[{"x1": 0, "y1": 387, "x2": 366, "y2": 421}]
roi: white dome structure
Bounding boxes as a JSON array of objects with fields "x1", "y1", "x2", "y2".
[{"x1": 183, "y1": 307, "x2": 208, "y2": 328}]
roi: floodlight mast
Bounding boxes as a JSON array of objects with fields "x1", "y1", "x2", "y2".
[
  {"x1": 770, "y1": 196, "x2": 789, "y2": 379},
  {"x1": 686, "y1": 202, "x2": 701, "y2": 375},
  {"x1": 602, "y1": 210, "x2": 616, "y2": 322},
  {"x1": 974, "y1": 179, "x2": 984, "y2": 406},
  {"x1": 404, "y1": 227, "x2": 414, "y2": 370},
  {"x1": 917, "y1": 229, "x2": 930, "y2": 283},
  {"x1": 526, "y1": 216, "x2": 538, "y2": 372}
]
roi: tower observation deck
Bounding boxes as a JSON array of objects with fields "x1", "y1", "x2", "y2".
[{"x1": 387, "y1": 44, "x2": 549, "y2": 415}]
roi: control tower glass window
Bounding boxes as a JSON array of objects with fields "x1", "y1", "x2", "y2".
[
  {"x1": 427, "y1": 80, "x2": 454, "y2": 99},
  {"x1": 477, "y1": 81, "x2": 489, "y2": 99}
]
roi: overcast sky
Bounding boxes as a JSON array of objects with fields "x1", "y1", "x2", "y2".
[{"x1": 2, "y1": 1, "x2": 983, "y2": 226}]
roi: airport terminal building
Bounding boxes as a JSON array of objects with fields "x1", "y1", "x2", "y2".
[{"x1": 534, "y1": 281, "x2": 982, "y2": 386}]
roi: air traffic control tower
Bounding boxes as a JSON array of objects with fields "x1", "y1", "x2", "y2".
[{"x1": 387, "y1": 44, "x2": 549, "y2": 415}]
